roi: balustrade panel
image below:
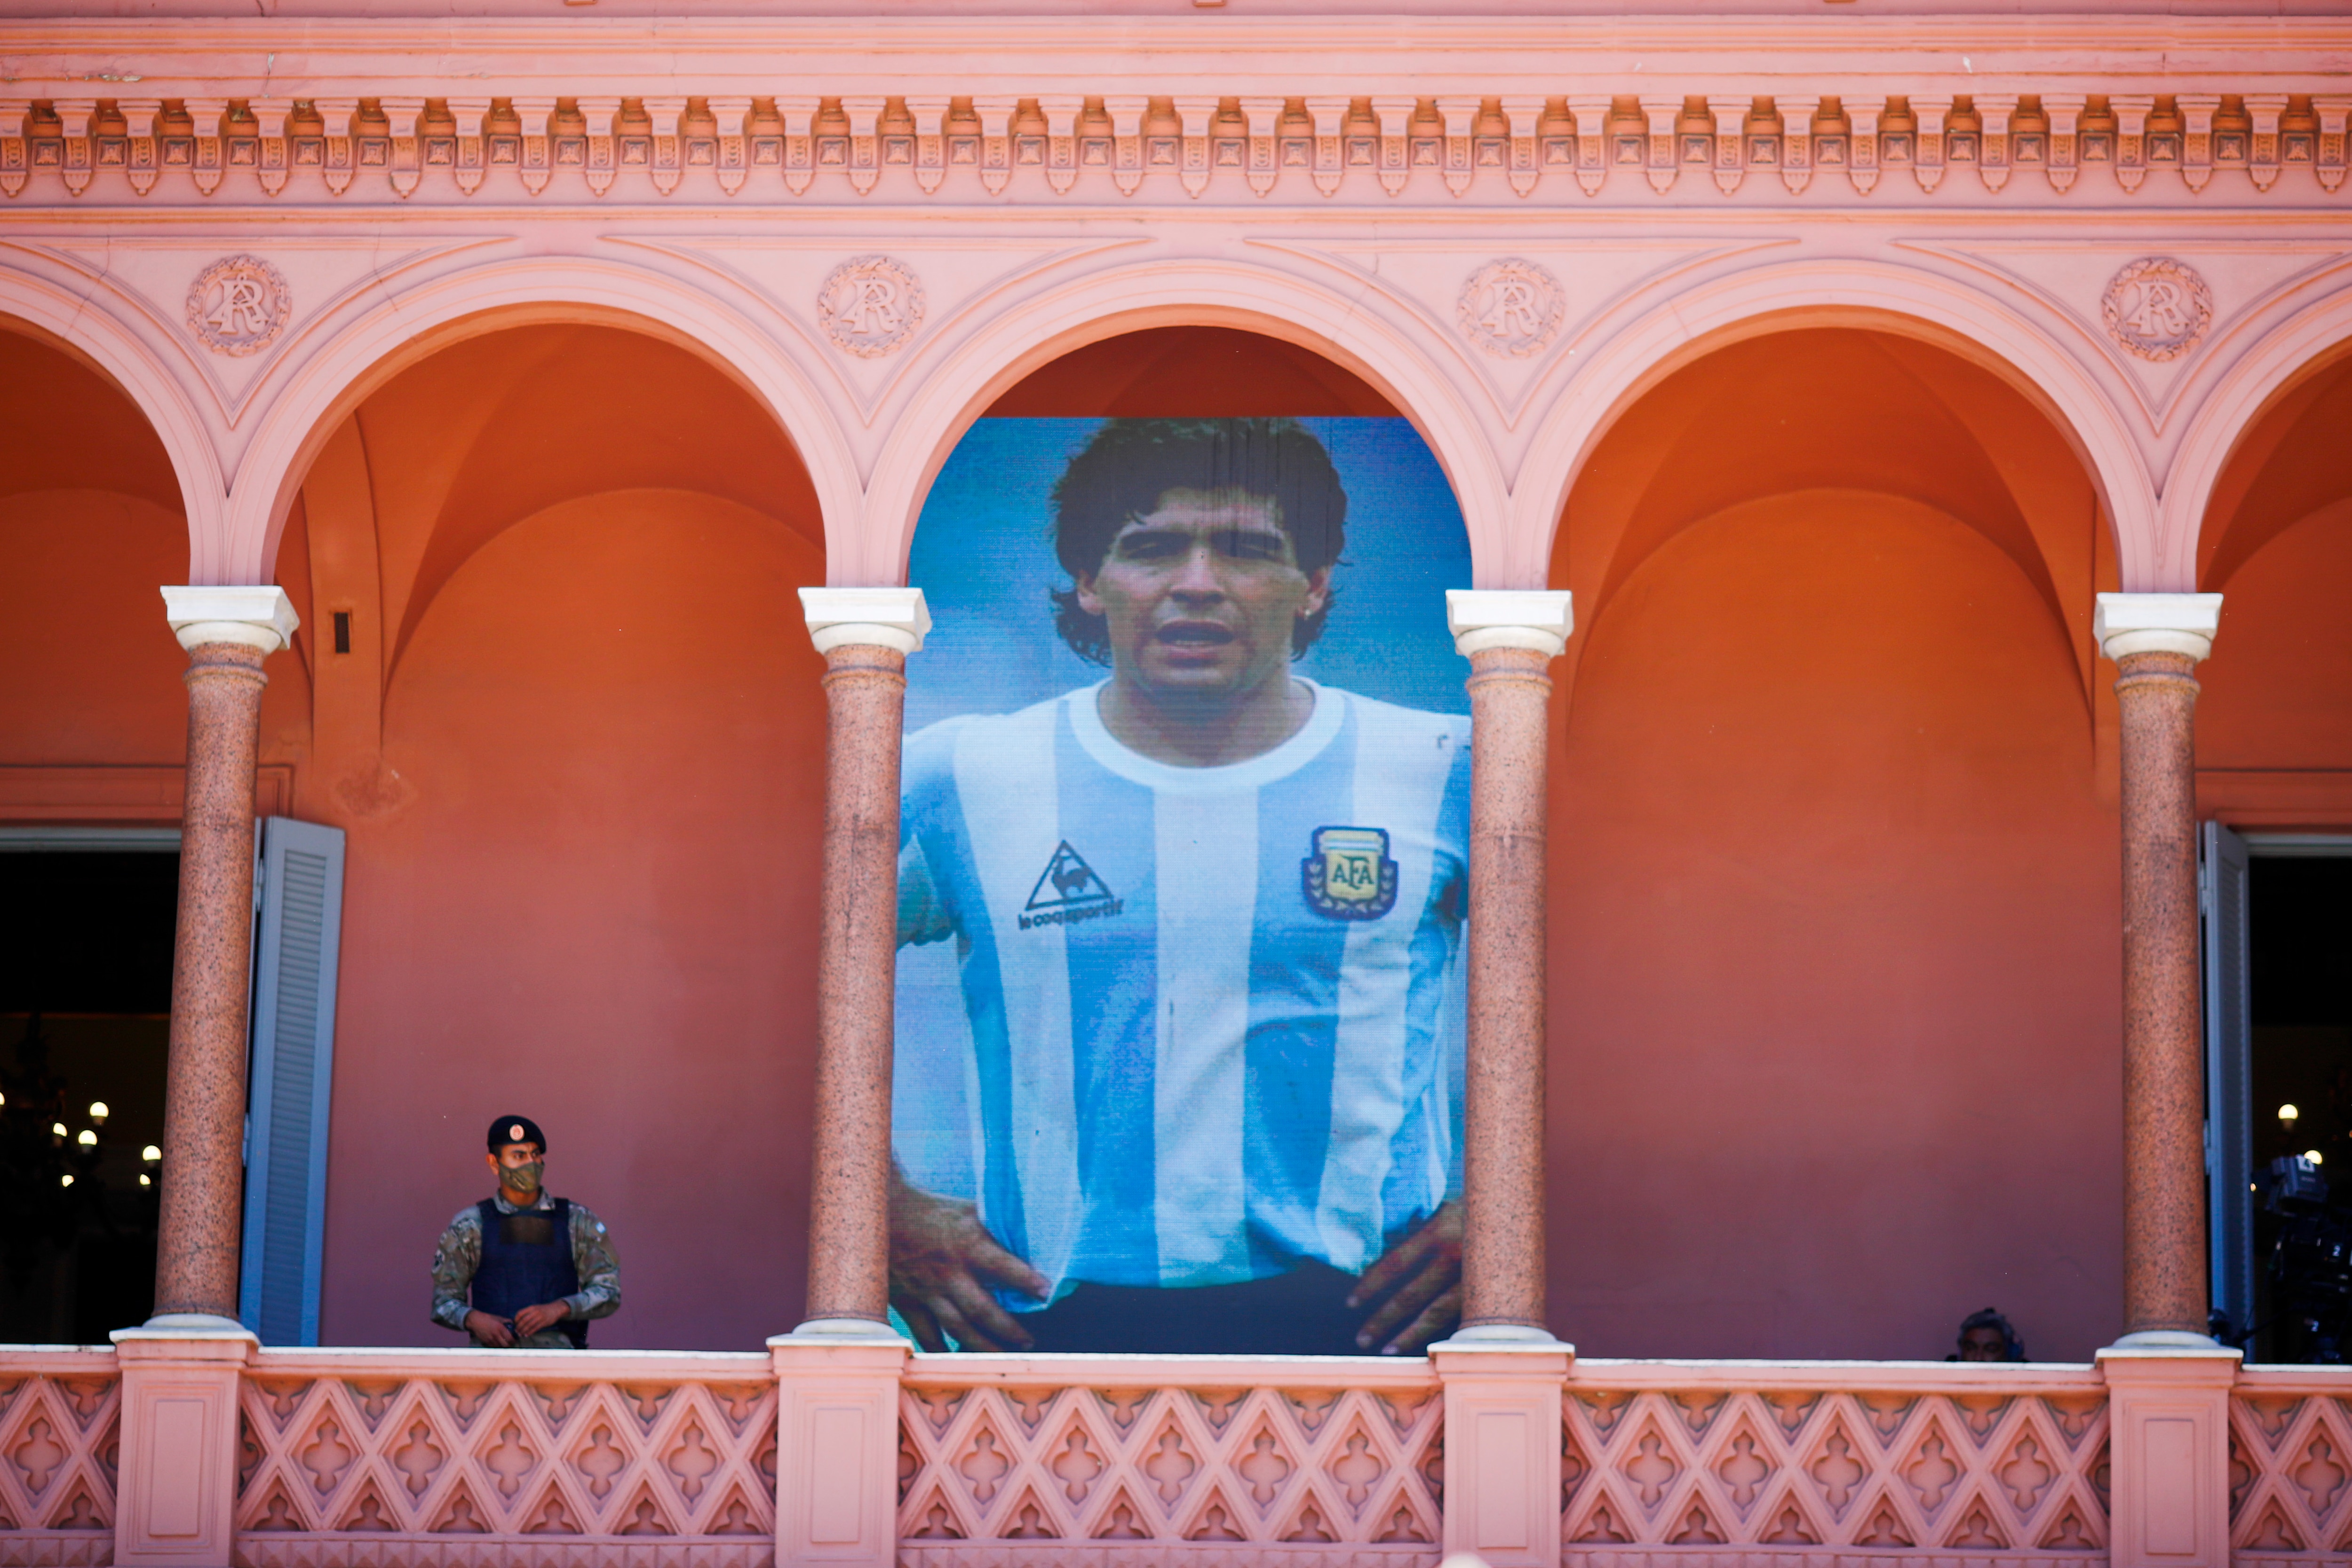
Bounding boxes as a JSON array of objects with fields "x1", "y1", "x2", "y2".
[
  {"x1": 2233, "y1": 1367, "x2": 2352, "y2": 1564},
  {"x1": 1561, "y1": 1362, "x2": 2109, "y2": 1566},
  {"x1": 898, "y1": 1357, "x2": 1444, "y2": 1568},
  {"x1": 0, "y1": 1353, "x2": 119, "y2": 1565},
  {"x1": 229, "y1": 1349, "x2": 776, "y2": 1568}
]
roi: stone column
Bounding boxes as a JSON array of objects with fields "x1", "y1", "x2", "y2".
[
  {"x1": 151, "y1": 587, "x2": 298, "y2": 1325},
  {"x1": 1445, "y1": 588, "x2": 1574, "y2": 1335},
  {"x1": 2095, "y1": 592, "x2": 2224, "y2": 1343},
  {"x1": 1434, "y1": 590, "x2": 1574, "y2": 1568},
  {"x1": 793, "y1": 587, "x2": 930, "y2": 1334}
]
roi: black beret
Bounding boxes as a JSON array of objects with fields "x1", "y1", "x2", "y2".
[{"x1": 488, "y1": 1115, "x2": 546, "y2": 1153}]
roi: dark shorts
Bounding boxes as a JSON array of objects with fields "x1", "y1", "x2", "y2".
[{"x1": 1015, "y1": 1260, "x2": 1366, "y2": 1354}]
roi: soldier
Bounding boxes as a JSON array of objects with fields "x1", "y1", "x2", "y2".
[{"x1": 430, "y1": 1115, "x2": 620, "y2": 1348}]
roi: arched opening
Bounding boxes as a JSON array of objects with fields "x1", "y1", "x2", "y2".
[
  {"x1": 281, "y1": 320, "x2": 829, "y2": 1349},
  {"x1": 2193, "y1": 348, "x2": 2352, "y2": 1340},
  {"x1": 1546, "y1": 325, "x2": 2120, "y2": 1360},
  {"x1": 0, "y1": 327, "x2": 280, "y2": 1340},
  {"x1": 889, "y1": 327, "x2": 1481, "y2": 1356}
]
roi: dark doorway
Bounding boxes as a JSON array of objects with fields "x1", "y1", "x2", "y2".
[
  {"x1": 0, "y1": 845, "x2": 176, "y2": 1343},
  {"x1": 2248, "y1": 852, "x2": 2352, "y2": 1361}
]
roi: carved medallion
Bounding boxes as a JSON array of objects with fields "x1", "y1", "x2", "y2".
[
  {"x1": 2102, "y1": 257, "x2": 2212, "y2": 362},
  {"x1": 818, "y1": 255, "x2": 924, "y2": 357},
  {"x1": 1458, "y1": 258, "x2": 1565, "y2": 359},
  {"x1": 185, "y1": 254, "x2": 291, "y2": 356}
]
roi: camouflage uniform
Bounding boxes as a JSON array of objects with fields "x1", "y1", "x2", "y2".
[{"x1": 430, "y1": 1191, "x2": 621, "y2": 1348}]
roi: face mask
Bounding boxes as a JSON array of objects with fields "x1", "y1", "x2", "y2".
[{"x1": 500, "y1": 1160, "x2": 544, "y2": 1196}]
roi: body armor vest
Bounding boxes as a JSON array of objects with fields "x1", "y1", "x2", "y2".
[{"x1": 472, "y1": 1196, "x2": 586, "y2": 1347}]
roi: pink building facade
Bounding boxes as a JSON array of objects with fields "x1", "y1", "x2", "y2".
[{"x1": 2, "y1": 3, "x2": 2351, "y2": 1563}]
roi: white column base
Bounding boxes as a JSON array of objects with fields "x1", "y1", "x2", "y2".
[
  {"x1": 160, "y1": 585, "x2": 298, "y2": 655},
  {"x1": 110, "y1": 1322, "x2": 256, "y2": 1568},
  {"x1": 1446, "y1": 588, "x2": 1573, "y2": 659},
  {"x1": 2097, "y1": 1343, "x2": 2241, "y2": 1568},
  {"x1": 2094, "y1": 592, "x2": 2222, "y2": 662},
  {"x1": 800, "y1": 586, "x2": 930, "y2": 655},
  {"x1": 1433, "y1": 1338, "x2": 1571, "y2": 1568},
  {"x1": 769, "y1": 1333, "x2": 910, "y2": 1566}
]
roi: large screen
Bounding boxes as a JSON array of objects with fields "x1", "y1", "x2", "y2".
[{"x1": 890, "y1": 417, "x2": 1472, "y2": 1355}]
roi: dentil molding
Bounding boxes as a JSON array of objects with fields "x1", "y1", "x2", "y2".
[{"x1": 0, "y1": 90, "x2": 2344, "y2": 207}]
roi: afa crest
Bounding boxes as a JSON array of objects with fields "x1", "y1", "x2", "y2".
[{"x1": 1303, "y1": 826, "x2": 1398, "y2": 920}]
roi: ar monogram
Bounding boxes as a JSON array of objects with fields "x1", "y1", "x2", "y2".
[
  {"x1": 1458, "y1": 258, "x2": 1565, "y2": 359},
  {"x1": 185, "y1": 255, "x2": 291, "y2": 357},
  {"x1": 2101, "y1": 257, "x2": 2212, "y2": 362},
  {"x1": 818, "y1": 255, "x2": 924, "y2": 358}
]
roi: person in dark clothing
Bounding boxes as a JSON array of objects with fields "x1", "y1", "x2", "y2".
[
  {"x1": 429, "y1": 1115, "x2": 620, "y2": 1348},
  {"x1": 1947, "y1": 1307, "x2": 2027, "y2": 1362}
]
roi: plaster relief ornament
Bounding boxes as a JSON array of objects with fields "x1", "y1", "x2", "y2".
[
  {"x1": 1458, "y1": 257, "x2": 1565, "y2": 358},
  {"x1": 185, "y1": 255, "x2": 291, "y2": 357},
  {"x1": 2102, "y1": 256, "x2": 2213, "y2": 362},
  {"x1": 818, "y1": 254, "x2": 924, "y2": 357}
]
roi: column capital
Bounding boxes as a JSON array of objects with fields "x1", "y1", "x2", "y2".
[
  {"x1": 1446, "y1": 588, "x2": 1573, "y2": 658},
  {"x1": 2095, "y1": 592, "x2": 2222, "y2": 663},
  {"x1": 800, "y1": 586, "x2": 930, "y2": 655},
  {"x1": 161, "y1": 585, "x2": 298, "y2": 655}
]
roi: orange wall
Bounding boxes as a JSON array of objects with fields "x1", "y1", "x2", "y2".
[{"x1": 1546, "y1": 330, "x2": 2125, "y2": 1361}]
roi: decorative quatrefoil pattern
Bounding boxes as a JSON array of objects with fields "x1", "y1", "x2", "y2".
[
  {"x1": 2230, "y1": 1382, "x2": 2352, "y2": 1562},
  {"x1": 0, "y1": 1364, "x2": 118, "y2": 1560},
  {"x1": 232, "y1": 1371, "x2": 776, "y2": 1568},
  {"x1": 897, "y1": 1379, "x2": 1444, "y2": 1567},
  {"x1": 1559, "y1": 1383, "x2": 2111, "y2": 1564}
]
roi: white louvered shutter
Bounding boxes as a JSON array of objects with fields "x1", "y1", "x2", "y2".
[
  {"x1": 2200, "y1": 820, "x2": 2254, "y2": 1340},
  {"x1": 238, "y1": 816, "x2": 347, "y2": 1345}
]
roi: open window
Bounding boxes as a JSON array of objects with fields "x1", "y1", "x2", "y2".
[
  {"x1": 2204, "y1": 826, "x2": 2352, "y2": 1359},
  {"x1": 0, "y1": 828, "x2": 178, "y2": 1340}
]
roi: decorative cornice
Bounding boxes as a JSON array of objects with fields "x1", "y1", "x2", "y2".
[
  {"x1": 3, "y1": 14, "x2": 2352, "y2": 70},
  {"x1": 0, "y1": 86, "x2": 2343, "y2": 205}
]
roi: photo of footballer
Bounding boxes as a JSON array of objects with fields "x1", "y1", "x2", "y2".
[{"x1": 890, "y1": 416, "x2": 1472, "y2": 1355}]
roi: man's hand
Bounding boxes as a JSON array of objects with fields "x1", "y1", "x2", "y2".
[
  {"x1": 1347, "y1": 1200, "x2": 1462, "y2": 1355},
  {"x1": 890, "y1": 1176, "x2": 1049, "y2": 1353},
  {"x1": 514, "y1": 1301, "x2": 570, "y2": 1337},
  {"x1": 464, "y1": 1308, "x2": 516, "y2": 1347}
]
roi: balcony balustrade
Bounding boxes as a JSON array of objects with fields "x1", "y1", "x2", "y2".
[{"x1": 0, "y1": 1338, "x2": 2337, "y2": 1565}]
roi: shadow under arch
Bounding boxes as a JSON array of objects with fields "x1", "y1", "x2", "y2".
[
  {"x1": 2172, "y1": 280, "x2": 2352, "y2": 589},
  {"x1": 219, "y1": 259, "x2": 860, "y2": 587},
  {"x1": 1507, "y1": 261, "x2": 2156, "y2": 591},
  {"x1": 299, "y1": 320, "x2": 826, "y2": 686},
  {"x1": 858, "y1": 260, "x2": 1507, "y2": 589},
  {"x1": 2194, "y1": 338, "x2": 2352, "y2": 596},
  {"x1": 0, "y1": 270, "x2": 225, "y2": 554},
  {"x1": 1551, "y1": 323, "x2": 2107, "y2": 724}
]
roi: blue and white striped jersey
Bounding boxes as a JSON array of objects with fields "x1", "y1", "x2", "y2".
[{"x1": 897, "y1": 679, "x2": 1470, "y2": 1302}]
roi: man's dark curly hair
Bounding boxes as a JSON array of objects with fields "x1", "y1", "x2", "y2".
[{"x1": 1049, "y1": 417, "x2": 1348, "y2": 665}]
